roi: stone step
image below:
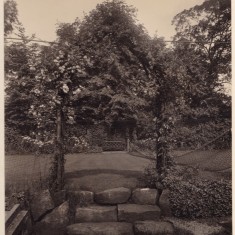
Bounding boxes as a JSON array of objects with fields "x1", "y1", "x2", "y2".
[
  {"x1": 134, "y1": 220, "x2": 174, "y2": 235},
  {"x1": 66, "y1": 222, "x2": 134, "y2": 235},
  {"x1": 68, "y1": 190, "x2": 94, "y2": 206},
  {"x1": 167, "y1": 217, "x2": 227, "y2": 235},
  {"x1": 95, "y1": 187, "x2": 131, "y2": 205},
  {"x1": 75, "y1": 205, "x2": 117, "y2": 222},
  {"x1": 118, "y1": 204, "x2": 161, "y2": 223},
  {"x1": 131, "y1": 188, "x2": 158, "y2": 205}
]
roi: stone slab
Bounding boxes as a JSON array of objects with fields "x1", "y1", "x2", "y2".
[
  {"x1": 167, "y1": 217, "x2": 227, "y2": 235},
  {"x1": 41, "y1": 201, "x2": 69, "y2": 228},
  {"x1": 95, "y1": 187, "x2": 131, "y2": 204},
  {"x1": 66, "y1": 222, "x2": 134, "y2": 235},
  {"x1": 159, "y1": 190, "x2": 171, "y2": 216},
  {"x1": 134, "y1": 220, "x2": 174, "y2": 235},
  {"x1": 30, "y1": 189, "x2": 54, "y2": 221},
  {"x1": 118, "y1": 204, "x2": 161, "y2": 223},
  {"x1": 75, "y1": 205, "x2": 117, "y2": 222},
  {"x1": 132, "y1": 188, "x2": 158, "y2": 205},
  {"x1": 68, "y1": 190, "x2": 94, "y2": 206}
]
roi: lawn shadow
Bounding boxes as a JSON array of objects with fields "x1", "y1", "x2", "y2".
[
  {"x1": 64, "y1": 169, "x2": 147, "y2": 192},
  {"x1": 65, "y1": 169, "x2": 143, "y2": 179}
]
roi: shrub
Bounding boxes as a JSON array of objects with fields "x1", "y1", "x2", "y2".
[
  {"x1": 139, "y1": 156, "x2": 174, "y2": 188},
  {"x1": 5, "y1": 127, "x2": 27, "y2": 154},
  {"x1": 132, "y1": 138, "x2": 155, "y2": 153},
  {"x1": 5, "y1": 127, "x2": 55, "y2": 154},
  {"x1": 141, "y1": 163, "x2": 232, "y2": 218},
  {"x1": 5, "y1": 126, "x2": 90, "y2": 154},
  {"x1": 139, "y1": 161, "x2": 159, "y2": 188},
  {"x1": 163, "y1": 166, "x2": 232, "y2": 218},
  {"x1": 65, "y1": 136, "x2": 90, "y2": 153}
]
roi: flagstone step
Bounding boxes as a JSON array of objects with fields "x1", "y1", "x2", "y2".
[
  {"x1": 94, "y1": 187, "x2": 131, "y2": 205},
  {"x1": 66, "y1": 222, "x2": 134, "y2": 235},
  {"x1": 118, "y1": 204, "x2": 161, "y2": 223},
  {"x1": 75, "y1": 205, "x2": 117, "y2": 222},
  {"x1": 134, "y1": 220, "x2": 174, "y2": 235}
]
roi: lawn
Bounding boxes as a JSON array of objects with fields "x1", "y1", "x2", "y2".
[
  {"x1": 5, "y1": 149, "x2": 232, "y2": 194},
  {"x1": 173, "y1": 149, "x2": 231, "y2": 171},
  {"x1": 5, "y1": 154, "x2": 51, "y2": 196},
  {"x1": 5, "y1": 152, "x2": 151, "y2": 194}
]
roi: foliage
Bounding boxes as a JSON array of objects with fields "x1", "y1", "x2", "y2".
[
  {"x1": 57, "y1": 0, "x2": 156, "y2": 127},
  {"x1": 5, "y1": 127, "x2": 24, "y2": 154},
  {"x1": 65, "y1": 136, "x2": 90, "y2": 153},
  {"x1": 130, "y1": 138, "x2": 156, "y2": 160},
  {"x1": 5, "y1": 127, "x2": 54, "y2": 155},
  {"x1": 172, "y1": 1, "x2": 231, "y2": 105},
  {"x1": 141, "y1": 161, "x2": 231, "y2": 218},
  {"x1": 5, "y1": 41, "x2": 37, "y2": 135},
  {"x1": 139, "y1": 156, "x2": 174, "y2": 188},
  {"x1": 163, "y1": 166, "x2": 232, "y2": 218},
  {"x1": 4, "y1": 0, "x2": 18, "y2": 36},
  {"x1": 163, "y1": 0, "x2": 232, "y2": 150},
  {"x1": 48, "y1": 147, "x2": 66, "y2": 191},
  {"x1": 173, "y1": 0, "x2": 231, "y2": 80},
  {"x1": 171, "y1": 123, "x2": 231, "y2": 149},
  {"x1": 5, "y1": 126, "x2": 91, "y2": 154},
  {"x1": 139, "y1": 162, "x2": 159, "y2": 188}
]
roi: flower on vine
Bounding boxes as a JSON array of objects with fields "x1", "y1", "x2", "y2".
[
  {"x1": 62, "y1": 84, "x2": 69, "y2": 93},
  {"x1": 73, "y1": 88, "x2": 81, "y2": 95},
  {"x1": 29, "y1": 66, "x2": 36, "y2": 71},
  {"x1": 34, "y1": 89, "x2": 40, "y2": 94}
]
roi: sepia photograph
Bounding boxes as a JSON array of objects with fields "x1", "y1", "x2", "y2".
[{"x1": 4, "y1": 0, "x2": 231, "y2": 234}]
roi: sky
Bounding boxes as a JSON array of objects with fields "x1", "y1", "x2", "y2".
[{"x1": 14, "y1": 0, "x2": 205, "y2": 42}]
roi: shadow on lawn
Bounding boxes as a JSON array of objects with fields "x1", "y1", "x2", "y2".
[
  {"x1": 64, "y1": 169, "x2": 148, "y2": 192},
  {"x1": 65, "y1": 169, "x2": 143, "y2": 179}
]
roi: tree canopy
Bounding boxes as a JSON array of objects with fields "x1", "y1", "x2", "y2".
[
  {"x1": 56, "y1": 0, "x2": 155, "y2": 127},
  {"x1": 170, "y1": 0, "x2": 231, "y2": 147},
  {"x1": 173, "y1": 0, "x2": 231, "y2": 89}
]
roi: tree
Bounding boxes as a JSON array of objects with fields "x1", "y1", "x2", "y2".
[
  {"x1": 4, "y1": 2, "x2": 38, "y2": 139},
  {"x1": 56, "y1": 0, "x2": 155, "y2": 137},
  {"x1": 4, "y1": 0, "x2": 18, "y2": 36},
  {"x1": 170, "y1": 0, "x2": 231, "y2": 148},
  {"x1": 173, "y1": 0, "x2": 231, "y2": 82}
]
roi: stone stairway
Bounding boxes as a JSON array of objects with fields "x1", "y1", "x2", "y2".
[{"x1": 65, "y1": 187, "x2": 174, "y2": 235}]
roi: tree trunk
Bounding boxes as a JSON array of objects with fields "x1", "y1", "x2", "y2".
[
  {"x1": 126, "y1": 127, "x2": 130, "y2": 152},
  {"x1": 55, "y1": 107, "x2": 64, "y2": 191},
  {"x1": 155, "y1": 87, "x2": 167, "y2": 205},
  {"x1": 155, "y1": 99, "x2": 165, "y2": 173},
  {"x1": 156, "y1": 128, "x2": 166, "y2": 176}
]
